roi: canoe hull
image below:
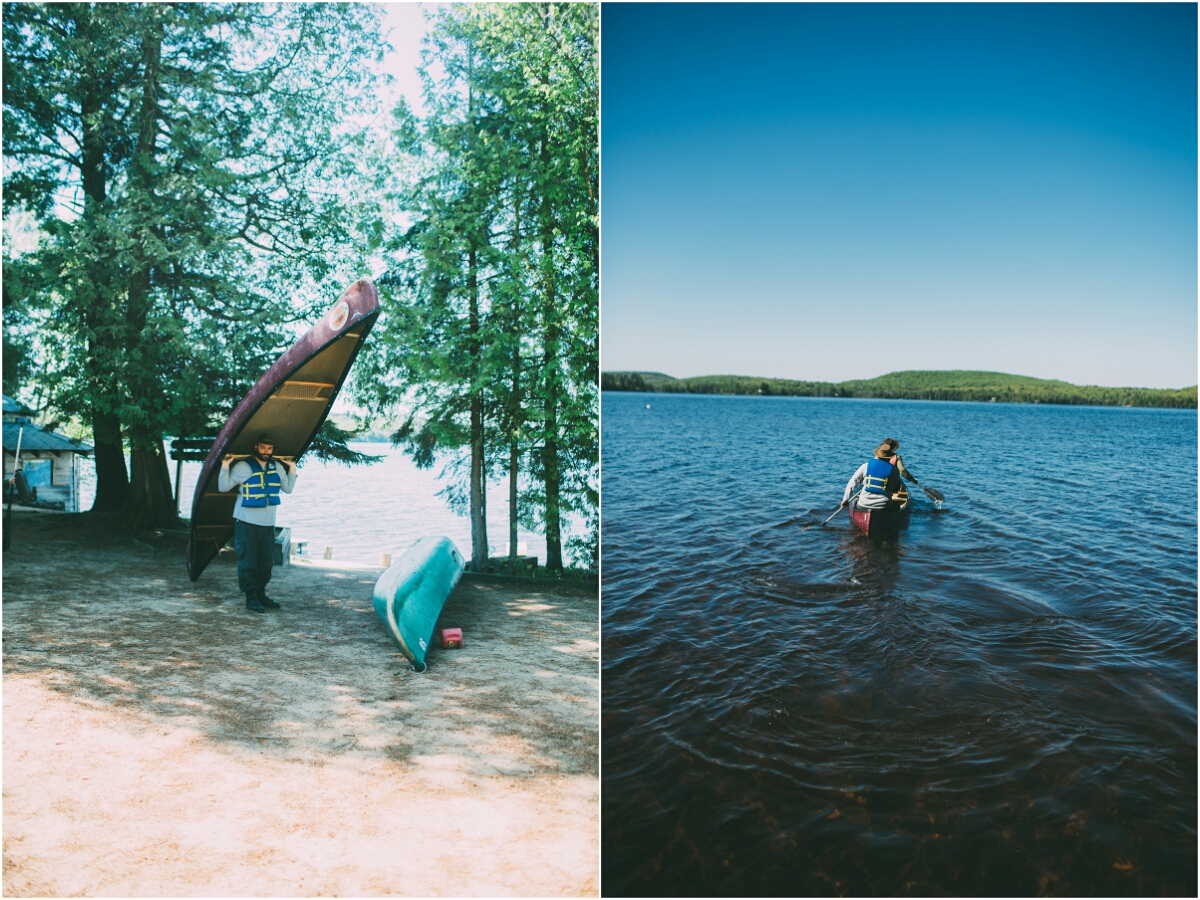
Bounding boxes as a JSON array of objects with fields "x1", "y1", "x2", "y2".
[
  {"x1": 186, "y1": 280, "x2": 381, "y2": 581},
  {"x1": 373, "y1": 536, "x2": 466, "y2": 672},
  {"x1": 849, "y1": 497, "x2": 911, "y2": 536}
]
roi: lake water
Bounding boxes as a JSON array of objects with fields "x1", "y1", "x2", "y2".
[
  {"x1": 601, "y1": 392, "x2": 1196, "y2": 896},
  {"x1": 79, "y1": 443, "x2": 562, "y2": 566}
]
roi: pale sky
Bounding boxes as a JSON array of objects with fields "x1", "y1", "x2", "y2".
[
  {"x1": 374, "y1": 3, "x2": 434, "y2": 120},
  {"x1": 332, "y1": 3, "x2": 432, "y2": 416}
]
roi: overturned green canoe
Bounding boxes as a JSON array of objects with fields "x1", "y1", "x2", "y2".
[{"x1": 373, "y1": 536, "x2": 466, "y2": 672}]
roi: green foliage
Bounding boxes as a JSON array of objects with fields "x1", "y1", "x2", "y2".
[
  {"x1": 3, "y1": 2, "x2": 385, "y2": 521},
  {"x1": 601, "y1": 369, "x2": 1197, "y2": 409},
  {"x1": 2, "y1": 253, "x2": 37, "y2": 398},
  {"x1": 354, "y1": 3, "x2": 598, "y2": 570},
  {"x1": 303, "y1": 419, "x2": 382, "y2": 467},
  {"x1": 836, "y1": 371, "x2": 1197, "y2": 407},
  {"x1": 601, "y1": 371, "x2": 677, "y2": 391},
  {"x1": 565, "y1": 501, "x2": 598, "y2": 570},
  {"x1": 601, "y1": 372, "x2": 651, "y2": 392}
]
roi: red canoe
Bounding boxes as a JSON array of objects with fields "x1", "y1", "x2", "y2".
[
  {"x1": 848, "y1": 490, "x2": 912, "y2": 536},
  {"x1": 186, "y1": 280, "x2": 381, "y2": 580}
]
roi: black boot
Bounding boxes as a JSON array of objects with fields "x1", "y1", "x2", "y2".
[
  {"x1": 245, "y1": 590, "x2": 266, "y2": 613},
  {"x1": 260, "y1": 590, "x2": 280, "y2": 610}
]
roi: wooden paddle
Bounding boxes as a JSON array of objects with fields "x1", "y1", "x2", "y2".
[
  {"x1": 804, "y1": 490, "x2": 860, "y2": 530},
  {"x1": 820, "y1": 503, "x2": 848, "y2": 526},
  {"x1": 914, "y1": 482, "x2": 945, "y2": 503}
]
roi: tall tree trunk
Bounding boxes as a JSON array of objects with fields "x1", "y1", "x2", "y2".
[
  {"x1": 81, "y1": 320, "x2": 128, "y2": 513},
  {"x1": 507, "y1": 197, "x2": 523, "y2": 561},
  {"x1": 464, "y1": 50, "x2": 489, "y2": 571},
  {"x1": 125, "y1": 441, "x2": 179, "y2": 533},
  {"x1": 75, "y1": 6, "x2": 129, "y2": 513},
  {"x1": 533, "y1": 8, "x2": 564, "y2": 571},
  {"x1": 467, "y1": 245, "x2": 487, "y2": 569},
  {"x1": 538, "y1": 125, "x2": 563, "y2": 571},
  {"x1": 540, "y1": 347, "x2": 562, "y2": 571},
  {"x1": 539, "y1": 238, "x2": 563, "y2": 571},
  {"x1": 509, "y1": 439, "x2": 520, "y2": 560},
  {"x1": 119, "y1": 11, "x2": 178, "y2": 531},
  {"x1": 508, "y1": 327, "x2": 521, "y2": 560},
  {"x1": 89, "y1": 409, "x2": 127, "y2": 513},
  {"x1": 472, "y1": 393, "x2": 482, "y2": 549}
]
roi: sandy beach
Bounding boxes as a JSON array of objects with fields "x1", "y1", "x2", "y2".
[{"x1": 2, "y1": 510, "x2": 598, "y2": 896}]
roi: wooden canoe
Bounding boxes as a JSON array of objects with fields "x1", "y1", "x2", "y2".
[
  {"x1": 373, "y1": 536, "x2": 466, "y2": 672},
  {"x1": 186, "y1": 280, "x2": 381, "y2": 581},
  {"x1": 849, "y1": 490, "x2": 912, "y2": 536}
]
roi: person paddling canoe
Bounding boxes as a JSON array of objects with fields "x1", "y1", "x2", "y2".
[
  {"x1": 218, "y1": 433, "x2": 297, "y2": 614},
  {"x1": 841, "y1": 438, "x2": 921, "y2": 512}
]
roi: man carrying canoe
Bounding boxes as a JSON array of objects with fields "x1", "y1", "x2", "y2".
[
  {"x1": 841, "y1": 438, "x2": 921, "y2": 512},
  {"x1": 218, "y1": 433, "x2": 297, "y2": 613}
]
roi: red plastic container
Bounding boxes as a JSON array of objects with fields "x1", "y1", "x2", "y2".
[{"x1": 439, "y1": 628, "x2": 463, "y2": 649}]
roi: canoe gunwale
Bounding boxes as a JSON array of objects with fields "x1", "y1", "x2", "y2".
[
  {"x1": 849, "y1": 496, "x2": 912, "y2": 536},
  {"x1": 385, "y1": 575, "x2": 420, "y2": 670}
]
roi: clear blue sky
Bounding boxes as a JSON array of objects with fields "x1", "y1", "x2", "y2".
[{"x1": 601, "y1": 3, "x2": 1197, "y2": 389}]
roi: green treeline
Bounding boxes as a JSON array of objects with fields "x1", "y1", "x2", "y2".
[
  {"x1": 601, "y1": 370, "x2": 1197, "y2": 409},
  {"x1": 3, "y1": 3, "x2": 598, "y2": 570}
]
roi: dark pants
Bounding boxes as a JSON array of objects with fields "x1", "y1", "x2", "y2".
[{"x1": 234, "y1": 520, "x2": 274, "y2": 594}]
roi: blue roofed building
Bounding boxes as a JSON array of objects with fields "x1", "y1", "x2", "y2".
[{"x1": 3, "y1": 396, "x2": 93, "y2": 512}]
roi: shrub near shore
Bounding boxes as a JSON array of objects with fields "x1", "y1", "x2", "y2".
[{"x1": 601, "y1": 370, "x2": 1197, "y2": 409}]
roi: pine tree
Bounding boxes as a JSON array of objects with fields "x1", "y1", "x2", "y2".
[
  {"x1": 2, "y1": 2, "x2": 385, "y2": 529},
  {"x1": 354, "y1": 3, "x2": 596, "y2": 572}
]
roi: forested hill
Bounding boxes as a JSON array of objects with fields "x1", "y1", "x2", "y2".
[{"x1": 601, "y1": 370, "x2": 1197, "y2": 409}]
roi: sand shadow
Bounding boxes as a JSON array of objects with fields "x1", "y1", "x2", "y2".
[{"x1": 3, "y1": 513, "x2": 598, "y2": 780}]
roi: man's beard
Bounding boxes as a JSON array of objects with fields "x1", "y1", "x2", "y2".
[{"x1": 254, "y1": 449, "x2": 271, "y2": 462}]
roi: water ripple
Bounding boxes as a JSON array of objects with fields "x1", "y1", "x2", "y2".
[{"x1": 602, "y1": 394, "x2": 1196, "y2": 896}]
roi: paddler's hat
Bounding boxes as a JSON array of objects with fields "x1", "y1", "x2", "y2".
[
  {"x1": 873, "y1": 438, "x2": 899, "y2": 459},
  {"x1": 253, "y1": 432, "x2": 275, "y2": 446}
]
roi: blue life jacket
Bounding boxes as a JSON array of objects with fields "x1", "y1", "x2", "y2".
[
  {"x1": 239, "y1": 458, "x2": 281, "y2": 508},
  {"x1": 862, "y1": 457, "x2": 899, "y2": 495}
]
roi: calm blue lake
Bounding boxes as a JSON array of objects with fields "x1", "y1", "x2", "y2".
[{"x1": 601, "y1": 392, "x2": 1196, "y2": 896}]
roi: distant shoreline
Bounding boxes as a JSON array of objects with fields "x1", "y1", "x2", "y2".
[{"x1": 601, "y1": 370, "x2": 1197, "y2": 409}]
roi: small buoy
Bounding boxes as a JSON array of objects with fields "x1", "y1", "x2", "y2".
[{"x1": 646, "y1": 404, "x2": 651, "y2": 409}]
